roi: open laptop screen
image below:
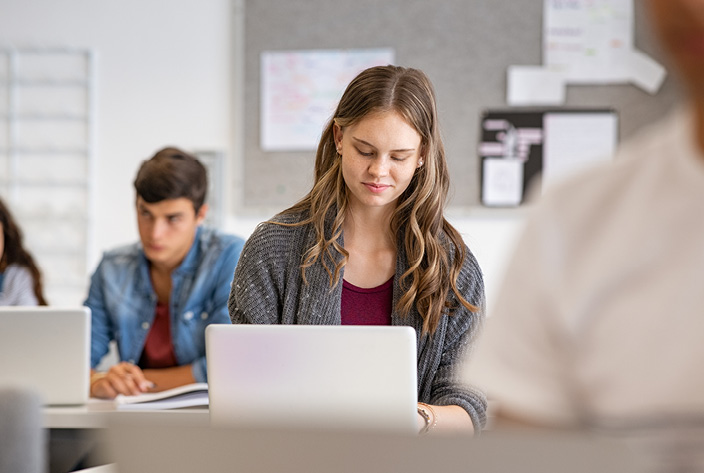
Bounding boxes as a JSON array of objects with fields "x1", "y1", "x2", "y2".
[
  {"x1": 0, "y1": 307, "x2": 90, "y2": 405},
  {"x1": 206, "y1": 324, "x2": 417, "y2": 433}
]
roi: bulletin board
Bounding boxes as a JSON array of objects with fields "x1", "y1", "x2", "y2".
[{"x1": 235, "y1": 0, "x2": 681, "y2": 211}]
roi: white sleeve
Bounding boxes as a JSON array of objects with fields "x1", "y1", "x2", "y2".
[
  {"x1": 464, "y1": 204, "x2": 579, "y2": 426},
  {"x1": 2, "y1": 266, "x2": 39, "y2": 306}
]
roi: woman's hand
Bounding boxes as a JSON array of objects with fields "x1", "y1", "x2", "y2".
[{"x1": 416, "y1": 403, "x2": 475, "y2": 435}]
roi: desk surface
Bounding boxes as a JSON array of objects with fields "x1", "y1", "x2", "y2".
[{"x1": 44, "y1": 399, "x2": 209, "y2": 429}]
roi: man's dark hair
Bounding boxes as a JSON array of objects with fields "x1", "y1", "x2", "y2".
[{"x1": 134, "y1": 147, "x2": 207, "y2": 212}]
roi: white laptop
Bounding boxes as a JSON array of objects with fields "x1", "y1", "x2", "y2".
[
  {"x1": 206, "y1": 324, "x2": 418, "y2": 433},
  {"x1": 0, "y1": 306, "x2": 91, "y2": 405}
]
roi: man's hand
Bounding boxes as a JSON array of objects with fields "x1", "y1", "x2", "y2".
[{"x1": 90, "y1": 362, "x2": 154, "y2": 399}]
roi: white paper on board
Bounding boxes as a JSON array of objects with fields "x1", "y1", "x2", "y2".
[
  {"x1": 539, "y1": 0, "x2": 666, "y2": 93},
  {"x1": 482, "y1": 158, "x2": 524, "y2": 207},
  {"x1": 260, "y1": 48, "x2": 395, "y2": 151},
  {"x1": 544, "y1": 0, "x2": 633, "y2": 82},
  {"x1": 507, "y1": 65, "x2": 566, "y2": 106},
  {"x1": 627, "y1": 50, "x2": 667, "y2": 94},
  {"x1": 542, "y1": 112, "x2": 618, "y2": 191}
]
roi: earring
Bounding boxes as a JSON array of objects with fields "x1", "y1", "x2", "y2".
[{"x1": 418, "y1": 159, "x2": 424, "y2": 166}]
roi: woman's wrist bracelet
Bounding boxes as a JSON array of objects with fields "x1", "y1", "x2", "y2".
[{"x1": 417, "y1": 402, "x2": 437, "y2": 434}]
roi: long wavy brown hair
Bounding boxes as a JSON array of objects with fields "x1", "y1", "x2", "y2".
[
  {"x1": 278, "y1": 65, "x2": 477, "y2": 334},
  {"x1": 0, "y1": 197, "x2": 47, "y2": 305}
]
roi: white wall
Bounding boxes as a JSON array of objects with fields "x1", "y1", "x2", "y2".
[
  {"x1": 0, "y1": 0, "x2": 233, "y2": 266},
  {"x1": 453, "y1": 211, "x2": 524, "y2": 315},
  {"x1": 0, "y1": 0, "x2": 523, "y2": 308}
]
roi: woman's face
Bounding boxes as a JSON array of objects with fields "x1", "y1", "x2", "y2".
[
  {"x1": 648, "y1": 0, "x2": 704, "y2": 98},
  {"x1": 334, "y1": 110, "x2": 423, "y2": 214}
]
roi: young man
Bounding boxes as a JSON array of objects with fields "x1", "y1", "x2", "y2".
[
  {"x1": 86, "y1": 147, "x2": 244, "y2": 399},
  {"x1": 467, "y1": 0, "x2": 704, "y2": 429}
]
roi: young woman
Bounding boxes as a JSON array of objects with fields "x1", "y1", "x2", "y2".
[
  {"x1": 0, "y1": 197, "x2": 47, "y2": 305},
  {"x1": 229, "y1": 65, "x2": 486, "y2": 433}
]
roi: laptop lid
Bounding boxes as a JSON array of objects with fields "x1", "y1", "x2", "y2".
[
  {"x1": 0, "y1": 306, "x2": 90, "y2": 405},
  {"x1": 206, "y1": 324, "x2": 418, "y2": 433}
]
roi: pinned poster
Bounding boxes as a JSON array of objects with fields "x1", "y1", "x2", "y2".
[
  {"x1": 507, "y1": 0, "x2": 666, "y2": 106},
  {"x1": 261, "y1": 48, "x2": 395, "y2": 151}
]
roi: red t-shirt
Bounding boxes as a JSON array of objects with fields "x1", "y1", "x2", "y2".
[
  {"x1": 341, "y1": 277, "x2": 393, "y2": 325},
  {"x1": 138, "y1": 302, "x2": 178, "y2": 369}
]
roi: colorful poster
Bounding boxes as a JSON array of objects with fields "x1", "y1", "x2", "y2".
[{"x1": 261, "y1": 48, "x2": 395, "y2": 151}]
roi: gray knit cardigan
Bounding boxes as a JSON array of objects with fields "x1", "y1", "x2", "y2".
[{"x1": 228, "y1": 210, "x2": 487, "y2": 430}]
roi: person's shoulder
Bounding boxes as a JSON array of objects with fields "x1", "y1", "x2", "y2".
[
  {"x1": 252, "y1": 210, "x2": 311, "y2": 238},
  {"x1": 198, "y1": 226, "x2": 245, "y2": 250},
  {"x1": 99, "y1": 241, "x2": 142, "y2": 265},
  {"x1": 240, "y1": 210, "x2": 312, "y2": 257},
  {"x1": 88, "y1": 242, "x2": 144, "y2": 290},
  {"x1": 439, "y1": 227, "x2": 479, "y2": 264},
  {"x1": 435, "y1": 236, "x2": 485, "y2": 324},
  {"x1": 459, "y1": 244, "x2": 482, "y2": 276},
  {"x1": 457, "y1": 244, "x2": 484, "y2": 298},
  {"x1": 437, "y1": 229, "x2": 484, "y2": 292},
  {"x1": 267, "y1": 209, "x2": 310, "y2": 226},
  {"x1": 3, "y1": 264, "x2": 33, "y2": 281}
]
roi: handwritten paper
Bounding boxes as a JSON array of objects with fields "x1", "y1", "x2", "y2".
[
  {"x1": 544, "y1": 0, "x2": 633, "y2": 83},
  {"x1": 261, "y1": 48, "x2": 395, "y2": 151},
  {"x1": 507, "y1": 0, "x2": 666, "y2": 105}
]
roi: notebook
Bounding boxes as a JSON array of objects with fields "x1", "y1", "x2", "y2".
[
  {"x1": 0, "y1": 306, "x2": 91, "y2": 405},
  {"x1": 114, "y1": 382, "x2": 208, "y2": 410},
  {"x1": 205, "y1": 324, "x2": 418, "y2": 432}
]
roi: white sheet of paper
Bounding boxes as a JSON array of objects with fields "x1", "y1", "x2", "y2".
[
  {"x1": 507, "y1": 65, "x2": 566, "y2": 106},
  {"x1": 544, "y1": 0, "x2": 633, "y2": 82},
  {"x1": 542, "y1": 112, "x2": 618, "y2": 191},
  {"x1": 627, "y1": 50, "x2": 667, "y2": 94},
  {"x1": 260, "y1": 48, "x2": 395, "y2": 151},
  {"x1": 482, "y1": 158, "x2": 524, "y2": 207},
  {"x1": 541, "y1": 0, "x2": 665, "y2": 93}
]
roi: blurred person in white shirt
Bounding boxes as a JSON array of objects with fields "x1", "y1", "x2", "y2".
[{"x1": 466, "y1": 0, "x2": 704, "y2": 431}]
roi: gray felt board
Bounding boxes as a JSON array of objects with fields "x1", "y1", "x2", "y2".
[{"x1": 238, "y1": 0, "x2": 682, "y2": 210}]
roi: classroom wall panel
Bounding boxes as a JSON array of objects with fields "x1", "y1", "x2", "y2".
[{"x1": 239, "y1": 0, "x2": 682, "y2": 210}]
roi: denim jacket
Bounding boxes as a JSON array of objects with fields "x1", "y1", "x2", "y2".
[{"x1": 85, "y1": 226, "x2": 244, "y2": 382}]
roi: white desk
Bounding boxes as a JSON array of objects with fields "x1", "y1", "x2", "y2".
[
  {"x1": 45, "y1": 401, "x2": 209, "y2": 473},
  {"x1": 44, "y1": 399, "x2": 210, "y2": 429}
]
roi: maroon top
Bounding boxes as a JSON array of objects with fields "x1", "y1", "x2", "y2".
[
  {"x1": 139, "y1": 302, "x2": 178, "y2": 369},
  {"x1": 340, "y1": 276, "x2": 393, "y2": 325}
]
